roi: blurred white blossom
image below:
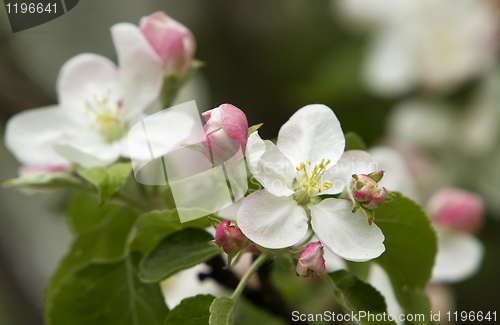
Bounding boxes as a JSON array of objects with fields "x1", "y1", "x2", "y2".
[{"x1": 337, "y1": 0, "x2": 499, "y2": 96}]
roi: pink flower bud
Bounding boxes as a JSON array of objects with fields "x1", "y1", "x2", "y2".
[
  {"x1": 296, "y1": 242, "x2": 326, "y2": 277},
  {"x1": 351, "y1": 173, "x2": 388, "y2": 210},
  {"x1": 427, "y1": 187, "x2": 485, "y2": 234},
  {"x1": 202, "y1": 104, "x2": 248, "y2": 164},
  {"x1": 139, "y1": 12, "x2": 196, "y2": 75},
  {"x1": 19, "y1": 164, "x2": 69, "y2": 177},
  {"x1": 215, "y1": 220, "x2": 249, "y2": 256}
]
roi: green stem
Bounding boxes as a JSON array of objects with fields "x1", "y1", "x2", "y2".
[{"x1": 230, "y1": 253, "x2": 269, "y2": 301}]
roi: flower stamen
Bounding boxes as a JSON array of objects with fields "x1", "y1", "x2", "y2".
[
  {"x1": 296, "y1": 159, "x2": 332, "y2": 196},
  {"x1": 85, "y1": 89, "x2": 127, "y2": 143}
]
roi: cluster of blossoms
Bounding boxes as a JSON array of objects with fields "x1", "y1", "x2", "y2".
[
  {"x1": 6, "y1": 12, "x2": 196, "y2": 171},
  {"x1": 206, "y1": 103, "x2": 395, "y2": 275},
  {"x1": 2, "y1": 7, "x2": 492, "y2": 323}
]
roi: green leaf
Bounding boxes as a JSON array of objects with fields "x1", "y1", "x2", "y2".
[
  {"x1": 345, "y1": 132, "x2": 366, "y2": 151},
  {"x1": 68, "y1": 191, "x2": 118, "y2": 234},
  {"x1": 45, "y1": 207, "x2": 138, "y2": 320},
  {"x1": 129, "y1": 209, "x2": 211, "y2": 254},
  {"x1": 139, "y1": 228, "x2": 222, "y2": 282},
  {"x1": 47, "y1": 254, "x2": 168, "y2": 325},
  {"x1": 165, "y1": 295, "x2": 215, "y2": 325},
  {"x1": 2, "y1": 172, "x2": 87, "y2": 189},
  {"x1": 237, "y1": 300, "x2": 287, "y2": 325},
  {"x1": 323, "y1": 270, "x2": 395, "y2": 325},
  {"x1": 209, "y1": 297, "x2": 235, "y2": 325},
  {"x1": 77, "y1": 162, "x2": 133, "y2": 204},
  {"x1": 375, "y1": 193, "x2": 437, "y2": 324}
]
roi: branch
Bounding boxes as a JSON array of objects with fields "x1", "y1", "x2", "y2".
[{"x1": 200, "y1": 255, "x2": 310, "y2": 325}]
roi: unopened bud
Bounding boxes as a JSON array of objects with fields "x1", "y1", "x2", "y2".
[
  {"x1": 215, "y1": 220, "x2": 249, "y2": 256},
  {"x1": 296, "y1": 242, "x2": 326, "y2": 277},
  {"x1": 202, "y1": 104, "x2": 249, "y2": 164},
  {"x1": 427, "y1": 188, "x2": 484, "y2": 234},
  {"x1": 351, "y1": 171, "x2": 388, "y2": 210},
  {"x1": 139, "y1": 12, "x2": 196, "y2": 76}
]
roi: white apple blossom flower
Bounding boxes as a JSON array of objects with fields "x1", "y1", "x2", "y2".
[
  {"x1": 5, "y1": 23, "x2": 193, "y2": 169},
  {"x1": 337, "y1": 0, "x2": 499, "y2": 96},
  {"x1": 237, "y1": 104, "x2": 385, "y2": 262}
]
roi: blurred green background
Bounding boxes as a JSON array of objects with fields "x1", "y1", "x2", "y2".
[{"x1": 0, "y1": 1, "x2": 499, "y2": 324}]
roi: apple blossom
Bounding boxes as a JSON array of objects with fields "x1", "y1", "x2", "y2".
[
  {"x1": 5, "y1": 25, "x2": 194, "y2": 169},
  {"x1": 237, "y1": 104, "x2": 385, "y2": 262},
  {"x1": 202, "y1": 104, "x2": 248, "y2": 164},
  {"x1": 139, "y1": 11, "x2": 196, "y2": 76},
  {"x1": 296, "y1": 242, "x2": 326, "y2": 277},
  {"x1": 428, "y1": 188, "x2": 485, "y2": 283},
  {"x1": 351, "y1": 172, "x2": 389, "y2": 210},
  {"x1": 215, "y1": 220, "x2": 249, "y2": 256},
  {"x1": 427, "y1": 187, "x2": 485, "y2": 234}
]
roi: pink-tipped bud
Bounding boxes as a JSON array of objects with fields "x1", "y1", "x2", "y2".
[
  {"x1": 202, "y1": 104, "x2": 249, "y2": 165},
  {"x1": 19, "y1": 164, "x2": 69, "y2": 177},
  {"x1": 296, "y1": 242, "x2": 326, "y2": 277},
  {"x1": 351, "y1": 172, "x2": 388, "y2": 210},
  {"x1": 139, "y1": 12, "x2": 196, "y2": 76},
  {"x1": 215, "y1": 220, "x2": 249, "y2": 256},
  {"x1": 427, "y1": 187, "x2": 485, "y2": 234}
]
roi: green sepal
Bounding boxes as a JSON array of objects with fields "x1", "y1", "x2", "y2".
[
  {"x1": 363, "y1": 207, "x2": 375, "y2": 225},
  {"x1": 77, "y1": 162, "x2": 133, "y2": 205},
  {"x1": 208, "y1": 216, "x2": 222, "y2": 230},
  {"x1": 247, "y1": 123, "x2": 263, "y2": 137}
]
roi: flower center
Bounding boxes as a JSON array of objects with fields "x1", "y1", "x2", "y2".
[
  {"x1": 295, "y1": 159, "x2": 333, "y2": 196},
  {"x1": 85, "y1": 91, "x2": 128, "y2": 143}
]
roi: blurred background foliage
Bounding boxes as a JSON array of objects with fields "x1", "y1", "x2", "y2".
[{"x1": 0, "y1": 1, "x2": 499, "y2": 324}]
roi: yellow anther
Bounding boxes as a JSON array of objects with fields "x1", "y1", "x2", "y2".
[
  {"x1": 296, "y1": 158, "x2": 332, "y2": 196},
  {"x1": 84, "y1": 90, "x2": 127, "y2": 143}
]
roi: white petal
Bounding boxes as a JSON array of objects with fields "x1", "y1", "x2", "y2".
[
  {"x1": 369, "y1": 146, "x2": 420, "y2": 202},
  {"x1": 369, "y1": 264, "x2": 404, "y2": 324},
  {"x1": 322, "y1": 150, "x2": 377, "y2": 195},
  {"x1": 111, "y1": 23, "x2": 164, "y2": 119},
  {"x1": 4, "y1": 106, "x2": 76, "y2": 165},
  {"x1": 310, "y1": 199, "x2": 385, "y2": 262},
  {"x1": 322, "y1": 248, "x2": 347, "y2": 273},
  {"x1": 246, "y1": 132, "x2": 295, "y2": 197},
  {"x1": 365, "y1": 27, "x2": 417, "y2": 97},
  {"x1": 431, "y1": 230, "x2": 484, "y2": 283},
  {"x1": 277, "y1": 104, "x2": 345, "y2": 168},
  {"x1": 237, "y1": 190, "x2": 308, "y2": 249},
  {"x1": 387, "y1": 100, "x2": 455, "y2": 149},
  {"x1": 53, "y1": 134, "x2": 121, "y2": 169},
  {"x1": 57, "y1": 54, "x2": 121, "y2": 113}
]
